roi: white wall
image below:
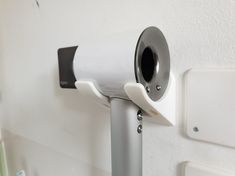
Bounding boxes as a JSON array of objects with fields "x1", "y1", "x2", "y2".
[{"x1": 0, "y1": 0, "x2": 235, "y2": 175}]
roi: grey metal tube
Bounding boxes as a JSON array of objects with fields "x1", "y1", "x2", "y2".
[{"x1": 110, "y1": 98, "x2": 142, "y2": 176}]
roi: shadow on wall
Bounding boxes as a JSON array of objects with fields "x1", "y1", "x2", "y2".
[
  {"x1": 0, "y1": 65, "x2": 111, "y2": 175},
  {"x1": 2, "y1": 129, "x2": 110, "y2": 176},
  {"x1": 52, "y1": 66, "x2": 111, "y2": 174}
]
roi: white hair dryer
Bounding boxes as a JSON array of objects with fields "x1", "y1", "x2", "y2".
[{"x1": 58, "y1": 26, "x2": 175, "y2": 176}]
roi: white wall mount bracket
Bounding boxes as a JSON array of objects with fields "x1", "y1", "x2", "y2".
[
  {"x1": 75, "y1": 74, "x2": 176, "y2": 126},
  {"x1": 75, "y1": 81, "x2": 110, "y2": 108}
]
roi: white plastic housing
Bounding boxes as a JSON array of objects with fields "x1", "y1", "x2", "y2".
[{"x1": 73, "y1": 30, "x2": 141, "y2": 99}]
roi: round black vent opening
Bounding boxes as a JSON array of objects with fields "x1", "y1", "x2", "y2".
[{"x1": 141, "y1": 47, "x2": 156, "y2": 82}]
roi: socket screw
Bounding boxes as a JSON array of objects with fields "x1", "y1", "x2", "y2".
[
  {"x1": 137, "y1": 110, "x2": 143, "y2": 121},
  {"x1": 193, "y1": 127, "x2": 199, "y2": 132},
  {"x1": 156, "y1": 85, "x2": 161, "y2": 91},
  {"x1": 137, "y1": 125, "x2": 142, "y2": 134},
  {"x1": 146, "y1": 86, "x2": 150, "y2": 93}
]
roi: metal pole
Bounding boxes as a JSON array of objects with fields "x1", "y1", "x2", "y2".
[{"x1": 110, "y1": 98, "x2": 142, "y2": 176}]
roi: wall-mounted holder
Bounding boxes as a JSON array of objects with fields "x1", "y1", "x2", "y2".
[
  {"x1": 124, "y1": 73, "x2": 176, "y2": 126},
  {"x1": 75, "y1": 73, "x2": 176, "y2": 126},
  {"x1": 75, "y1": 81, "x2": 110, "y2": 108}
]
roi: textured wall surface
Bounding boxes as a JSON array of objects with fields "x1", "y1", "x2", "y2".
[{"x1": 0, "y1": 0, "x2": 235, "y2": 175}]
